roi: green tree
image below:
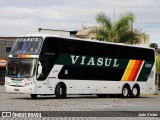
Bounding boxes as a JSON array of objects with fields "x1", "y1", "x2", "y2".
[
  {"x1": 149, "y1": 43, "x2": 158, "y2": 50},
  {"x1": 89, "y1": 11, "x2": 149, "y2": 44},
  {"x1": 155, "y1": 55, "x2": 160, "y2": 94}
]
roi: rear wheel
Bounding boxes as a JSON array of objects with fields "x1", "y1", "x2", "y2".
[
  {"x1": 121, "y1": 85, "x2": 130, "y2": 98},
  {"x1": 130, "y1": 85, "x2": 140, "y2": 98}
]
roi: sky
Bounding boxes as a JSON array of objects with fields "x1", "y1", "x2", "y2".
[{"x1": 0, "y1": 0, "x2": 160, "y2": 45}]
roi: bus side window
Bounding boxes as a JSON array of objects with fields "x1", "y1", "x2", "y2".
[{"x1": 60, "y1": 39, "x2": 76, "y2": 54}]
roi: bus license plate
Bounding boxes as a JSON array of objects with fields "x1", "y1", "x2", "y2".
[{"x1": 14, "y1": 89, "x2": 19, "y2": 92}]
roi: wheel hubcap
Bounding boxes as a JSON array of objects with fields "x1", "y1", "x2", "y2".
[
  {"x1": 132, "y1": 88, "x2": 138, "y2": 96},
  {"x1": 123, "y1": 88, "x2": 128, "y2": 96},
  {"x1": 60, "y1": 87, "x2": 62, "y2": 95}
]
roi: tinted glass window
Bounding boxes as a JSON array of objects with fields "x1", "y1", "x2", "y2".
[
  {"x1": 10, "y1": 37, "x2": 42, "y2": 55},
  {"x1": 60, "y1": 39, "x2": 76, "y2": 54},
  {"x1": 38, "y1": 37, "x2": 60, "y2": 80}
]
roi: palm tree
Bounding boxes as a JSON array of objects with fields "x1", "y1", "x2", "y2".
[{"x1": 89, "y1": 11, "x2": 149, "y2": 44}]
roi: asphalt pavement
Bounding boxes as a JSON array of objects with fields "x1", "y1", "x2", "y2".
[{"x1": 0, "y1": 85, "x2": 160, "y2": 120}]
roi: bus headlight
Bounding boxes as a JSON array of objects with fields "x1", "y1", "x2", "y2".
[{"x1": 25, "y1": 82, "x2": 31, "y2": 86}]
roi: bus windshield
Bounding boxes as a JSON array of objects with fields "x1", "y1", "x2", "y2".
[
  {"x1": 7, "y1": 59, "x2": 37, "y2": 78},
  {"x1": 10, "y1": 37, "x2": 43, "y2": 55}
]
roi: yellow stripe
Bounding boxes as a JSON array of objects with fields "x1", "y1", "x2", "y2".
[
  {"x1": 128, "y1": 60, "x2": 136, "y2": 69},
  {"x1": 26, "y1": 55, "x2": 32, "y2": 58},
  {"x1": 122, "y1": 60, "x2": 136, "y2": 81}
]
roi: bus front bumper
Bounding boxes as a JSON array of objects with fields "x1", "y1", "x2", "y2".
[{"x1": 5, "y1": 85, "x2": 35, "y2": 94}]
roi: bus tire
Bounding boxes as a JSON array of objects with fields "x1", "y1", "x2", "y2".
[
  {"x1": 31, "y1": 94, "x2": 37, "y2": 99},
  {"x1": 121, "y1": 85, "x2": 130, "y2": 98},
  {"x1": 55, "y1": 83, "x2": 66, "y2": 99},
  {"x1": 130, "y1": 85, "x2": 140, "y2": 98}
]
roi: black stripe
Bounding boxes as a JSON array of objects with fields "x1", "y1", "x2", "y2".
[{"x1": 58, "y1": 66, "x2": 125, "y2": 81}]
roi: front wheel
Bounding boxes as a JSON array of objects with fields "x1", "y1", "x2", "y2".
[{"x1": 55, "y1": 84, "x2": 66, "y2": 99}]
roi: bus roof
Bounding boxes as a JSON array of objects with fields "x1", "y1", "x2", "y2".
[{"x1": 18, "y1": 33, "x2": 154, "y2": 51}]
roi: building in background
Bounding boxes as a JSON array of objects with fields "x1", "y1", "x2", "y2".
[
  {"x1": 76, "y1": 27, "x2": 96, "y2": 39},
  {"x1": 38, "y1": 28, "x2": 78, "y2": 38},
  {"x1": 0, "y1": 37, "x2": 16, "y2": 84}
]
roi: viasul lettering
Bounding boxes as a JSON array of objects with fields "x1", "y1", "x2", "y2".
[{"x1": 71, "y1": 55, "x2": 119, "y2": 68}]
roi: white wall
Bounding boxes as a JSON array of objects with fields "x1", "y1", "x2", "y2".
[{"x1": 39, "y1": 29, "x2": 70, "y2": 37}]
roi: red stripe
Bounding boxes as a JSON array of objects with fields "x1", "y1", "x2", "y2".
[
  {"x1": 128, "y1": 60, "x2": 139, "y2": 81},
  {"x1": 18, "y1": 54, "x2": 23, "y2": 58},
  {"x1": 130, "y1": 60, "x2": 143, "y2": 81},
  {"x1": 128, "y1": 70, "x2": 137, "y2": 81}
]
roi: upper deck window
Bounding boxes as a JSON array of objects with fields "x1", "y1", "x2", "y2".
[{"x1": 10, "y1": 37, "x2": 43, "y2": 55}]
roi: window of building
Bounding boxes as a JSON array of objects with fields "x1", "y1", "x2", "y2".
[{"x1": 6, "y1": 46, "x2": 12, "y2": 53}]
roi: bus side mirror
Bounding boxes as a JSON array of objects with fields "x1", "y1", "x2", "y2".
[{"x1": 37, "y1": 63, "x2": 42, "y2": 76}]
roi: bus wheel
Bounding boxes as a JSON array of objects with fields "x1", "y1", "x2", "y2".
[
  {"x1": 55, "y1": 83, "x2": 66, "y2": 99},
  {"x1": 130, "y1": 85, "x2": 140, "y2": 98},
  {"x1": 121, "y1": 85, "x2": 130, "y2": 98},
  {"x1": 31, "y1": 94, "x2": 37, "y2": 99}
]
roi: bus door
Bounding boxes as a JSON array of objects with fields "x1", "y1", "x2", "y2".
[{"x1": 35, "y1": 79, "x2": 47, "y2": 94}]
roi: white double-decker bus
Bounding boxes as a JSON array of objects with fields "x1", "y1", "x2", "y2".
[{"x1": 5, "y1": 34, "x2": 155, "y2": 99}]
